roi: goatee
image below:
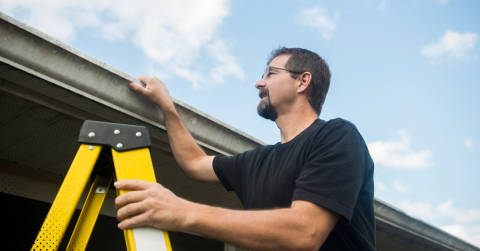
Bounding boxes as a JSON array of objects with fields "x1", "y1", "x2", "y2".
[{"x1": 257, "y1": 88, "x2": 278, "y2": 121}]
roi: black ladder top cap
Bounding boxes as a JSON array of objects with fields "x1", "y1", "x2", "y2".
[{"x1": 78, "y1": 120, "x2": 151, "y2": 151}]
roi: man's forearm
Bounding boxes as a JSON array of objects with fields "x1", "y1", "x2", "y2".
[
  {"x1": 182, "y1": 201, "x2": 335, "y2": 251},
  {"x1": 115, "y1": 181, "x2": 339, "y2": 251},
  {"x1": 156, "y1": 102, "x2": 209, "y2": 177},
  {"x1": 160, "y1": 103, "x2": 206, "y2": 161}
]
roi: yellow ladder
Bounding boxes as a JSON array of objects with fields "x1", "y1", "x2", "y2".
[{"x1": 30, "y1": 120, "x2": 172, "y2": 251}]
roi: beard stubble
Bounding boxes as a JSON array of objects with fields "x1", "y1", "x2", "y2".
[{"x1": 257, "y1": 88, "x2": 278, "y2": 122}]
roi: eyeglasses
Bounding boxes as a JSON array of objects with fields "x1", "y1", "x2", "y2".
[{"x1": 262, "y1": 66, "x2": 304, "y2": 80}]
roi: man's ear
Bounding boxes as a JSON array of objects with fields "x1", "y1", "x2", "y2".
[{"x1": 297, "y1": 72, "x2": 312, "y2": 94}]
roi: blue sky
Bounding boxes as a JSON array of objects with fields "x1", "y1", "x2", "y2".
[{"x1": 1, "y1": 0, "x2": 479, "y2": 246}]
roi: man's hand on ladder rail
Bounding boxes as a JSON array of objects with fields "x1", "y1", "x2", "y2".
[{"x1": 115, "y1": 179, "x2": 191, "y2": 231}]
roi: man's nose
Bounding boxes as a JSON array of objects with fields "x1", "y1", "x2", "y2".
[{"x1": 255, "y1": 78, "x2": 266, "y2": 89}]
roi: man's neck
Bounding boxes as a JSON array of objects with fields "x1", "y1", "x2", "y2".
[{"x1": 275, "y1": 103, "x2": 319, "y2": 144}]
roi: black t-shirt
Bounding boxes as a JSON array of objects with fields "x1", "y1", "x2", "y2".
[{"x1": 213, "y1": 118, "x2": 376, "y2": 251}]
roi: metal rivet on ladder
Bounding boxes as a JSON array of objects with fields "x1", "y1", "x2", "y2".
[
  {"x1": 136, "y1": 132, "x2": 142, "y2": 137},
  {"x1": 88, "y1": 132, "x2": 95, "y2": 137},
  {"x1": 117, "y1": 143, "x2": 123, "y2": 148},
  {"x1": 114, "y1": 130, "x2": 120, "y2": 134},
  {"x1": 88, "y1": 145, "x2": 94, "y2": 150}
]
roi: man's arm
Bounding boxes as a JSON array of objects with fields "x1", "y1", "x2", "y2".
[
  {"x1": 115, "y1": 180, "x2": 340, "y2": 251},
  {"x1": 130, "y1": 76, "x2": 220, "y2": 185}
]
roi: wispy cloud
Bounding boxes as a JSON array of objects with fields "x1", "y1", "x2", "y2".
[
  {"x1": 464, "y1": 139, "x2": 475, "y2": 148},
  {"x1": 367, "y1": 131, "x2": 433, "y2": 169},
  {"x1": 392, "y1": 179, "x2": 409, "y2": 192},
  {"x1": 437, "y1": 200, "x2": 480, "y2": 224},
  {"x1": 399, "y1": 199, "x2": 480, "y2": 246},
  {"x1": 293, "y1": 7, "x2": 340, "y2": 40},
  {"x1": 379, "y1": 1, "x2": 387, "y2": 12},
  {"x1": 398, "y1": 200, "x2": 436, "y2": 220},
  {"x1": 0, "y1": 0, "x2": 243, "y2": 89},
  {"x1": 422, "y1": 30, "x2": 478, "y2": 63}
]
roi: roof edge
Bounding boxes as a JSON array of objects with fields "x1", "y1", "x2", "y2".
[
  {"x1": 375, "y1": 198, "x2": 480, "y2": 251},
  {"x1": 0, "y1": 12, "x2": 266, "y2": 156}
]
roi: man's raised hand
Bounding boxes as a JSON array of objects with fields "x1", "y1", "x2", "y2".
[{"x1": 130, "y1": 75, "x2": 174, "y2": 110}]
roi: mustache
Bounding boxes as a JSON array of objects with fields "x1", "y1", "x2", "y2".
[{"x1": 258, "y1": 88, "x2": 269, "y2": 99}]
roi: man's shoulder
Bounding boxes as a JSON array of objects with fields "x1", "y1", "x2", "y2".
[
  {"x1": 305, "y1": 118, "x2": 370, "y2": 155},
  {"x1": 239, "y1": 144, "x2": 275, "y2": 158},
  {"x1": 314, "y1": 118, "x2": 361, "y2": 137},
  {"x1": 323, "y1": 117, "x2": 358, "y2": 129}
]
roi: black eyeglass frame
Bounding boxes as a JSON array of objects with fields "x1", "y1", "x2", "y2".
[{"x1": 262, "y1": 66, "x2": 305, "y2": 79}]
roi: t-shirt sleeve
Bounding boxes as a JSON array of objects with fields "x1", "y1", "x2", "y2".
[
  {"x1": 213, "y1": 153, "x2": 244, "y2": 193},
  {"x1": 292, "y1": 121, "x2": 367, "y2": 224}
]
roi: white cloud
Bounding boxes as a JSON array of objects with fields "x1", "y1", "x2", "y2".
[
  {"x1": 379, "y1": 1, "x2": 387, "y2": 12},
  {"x1": 436, "y1": 200, "x2": 480, "y2": 224},
  {"x1": 0, "y1": 0, "x2": 243, "y2": 88},
  {"x1": 399, "y1": 199, "x2": 480, "y2": 247},
  {"x1": 376, "y1": 181, "x2": 386, "y2": 191},
  {"x1": 464, "y1": 139, "x2": 475, "y2": 148},
  {"x1": 392, "y1": 179, "x2": 409, "y2": 192},
  {"x1": 293, "y1": 7, "x2": 340, "y2": 40},
  {"x1": 367, "y1": 131, "x2": 433, "y2": 169},
  {"x1": 422, "y1": 30, "x2": 478, "y2": 63},
  {"x1": 398, "y1": 200, "x2": 436, "y2": 220}
]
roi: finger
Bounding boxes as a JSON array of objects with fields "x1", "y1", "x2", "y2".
[
  {"x1": 115, "y1": 179, "x2": 155, "y2": 191},
  {"x1": 117, "y1": 201, "x2": 147, "y2": 221},
  {"x1": 129, "y1": 82, "x2": 148, "y2": 94},
  {"x1": 118, "y1": 213, "x2": 152, "y2": 230},
  {"x1": 137, "y1": 75, "x2": 149, "y2": 85},
  {"x1": 115, "y1": 190, "x2": 147, "y2": 209}
]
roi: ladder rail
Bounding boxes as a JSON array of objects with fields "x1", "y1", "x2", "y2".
[
  {"x1": 30, "y1": 144, "x2": 102, "y2": 251},
  {"x1": 112, "y1": 147, "x2": 172, "y2": 251},
  {"x1": 66, "y1": 175, "x2": 112, "y2": 251}
]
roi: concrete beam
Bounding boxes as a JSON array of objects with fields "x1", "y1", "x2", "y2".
[
  {"x1": 0, "y1": 12, "x2": 265, "y2": 157},
  {"x1": 375, "y1": 199, "x2": 479, "y2": 251}
]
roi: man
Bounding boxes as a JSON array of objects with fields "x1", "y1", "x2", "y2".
[{"x1": 114, "y1": 47, "x2": 376, "y2": 251}]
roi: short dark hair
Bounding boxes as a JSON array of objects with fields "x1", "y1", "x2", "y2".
[{"x1": 267, "y1": 47, "x2": 331, "y2": 115}]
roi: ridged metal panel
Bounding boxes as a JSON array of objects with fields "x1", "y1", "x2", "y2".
[
  {"x1": 0, "y1": 171, "x2": 59, "y2": 202},
  {"x1": 0, "y1": 89, "x2": 81, "y2": 177},
  {"x1": 1, "y1": 118, "x2": 79, "y2": 165},
  {"x1": 21, "y1": 136, "x2": 79, "y2": 175},
  {"x1": 0, "y1": 90, "x2": 33, "y2": 123},
  {"x1": 0, "y1": 107, "x2": 60, "y2": 151}
]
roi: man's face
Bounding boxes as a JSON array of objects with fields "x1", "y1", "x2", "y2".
[{"x1": 255, "y1": 54, "x2": 298, "y2": 121}]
